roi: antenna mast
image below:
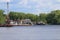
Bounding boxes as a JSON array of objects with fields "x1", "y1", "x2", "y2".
[{"x1": 7, "y1": 2, "x2": 9, "y2": 14}]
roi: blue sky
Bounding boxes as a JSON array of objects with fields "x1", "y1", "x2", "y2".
[{"x1": 0, "y1": 0, "x2": 60, "y2": 14}]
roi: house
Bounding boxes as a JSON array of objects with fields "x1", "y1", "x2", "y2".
[
  {"x1": 10, "y1": 20, "x2": 18, "y2": 25},
  {"x1": 9, "y1": 19, "x2": 33, "y2": 25},
  {"x1": 20, "y1": 19, "x2": 33, "y2": 25}
]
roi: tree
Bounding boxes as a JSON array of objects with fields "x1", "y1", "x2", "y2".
[
  {"x1": 46, "y1": 10, "x2": 60, "y2": 24},
  {"x1": 39, "y1": 13, "x2": 47, "y2": 23},
  {"x1": 9, "y1": 12, "x2": 26, "y2": 20},
  {"x1": 25, "y1": 13, "x2": 39, "y2": 22},
  {"x1": 0, "y1": 10, "x2": 6, "y2": 24}
]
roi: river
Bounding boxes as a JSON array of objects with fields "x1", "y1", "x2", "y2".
[{"x1": 0, "y1": 25, "x2": 60, "y2": 40}]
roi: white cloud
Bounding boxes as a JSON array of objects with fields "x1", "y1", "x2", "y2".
[
  {"x1": 55, "y1": 0, "x2": 60, "y2": 2},
  {"x1": 18, "y1": 0, "x2": 60, "y2": 14},
  {"x1": 1, "y1": 0, "x2": 60, "y2": 14},
  {"x1": 29, "y1": 0, "x2": 53, "y2": 13},
  {"x1": 18, "y1": 0, "x2": 33, "y2": 9},
  {"x1": 19, "y1": 0, "x2": 28, "y2": 6},
  {"x1": 0, "y1": 0, "x2": 13, "y2": 2},
  {"x1": 5, "y1": 0, "x2": 10, "y2": 2},
  {"x1": 18, "y1": 0, "x2": 51, "y2": 8},
  {"x1": 51, "y1": 4, "x2": 60, "y2": 10}
]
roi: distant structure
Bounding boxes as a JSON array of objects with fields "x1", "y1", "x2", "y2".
[
  {"x1": 6, "y1": 2, "x2": 9, "y2": 18},
  {"x1": 10, "y1": 19, "x2": 33, "y2": 25},
  {"x1": 7, "y1": 2, "x2": 9, "y2": 14},
  {"x1": 6, "y1": 1, "x2": 10, "y2": 24}
]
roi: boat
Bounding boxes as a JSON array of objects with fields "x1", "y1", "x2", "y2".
[
  {"x1": 36, "y1": 22, "x2": 46, "y2": 25},
  {"x1": 17, "y1": 24, "x2": 33, "y2": 26},
  {"x1": 36, "y1": 23, "x2": 45, "y2": 25},
  {"x1": 0, "y1": 24, "x2": 13, "y2": 27}
]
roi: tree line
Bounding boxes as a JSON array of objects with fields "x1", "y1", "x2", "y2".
[{"x1": 0, "y1": 9, "x2": 60, "y2": 25}]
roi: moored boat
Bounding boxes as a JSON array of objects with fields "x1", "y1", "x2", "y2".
[
  {"x1": 36, "y1": 22, "x2": 46, "y2": 25},
  {"x1": 0, "y1": 24, "x2": 13, "y2": 27}
]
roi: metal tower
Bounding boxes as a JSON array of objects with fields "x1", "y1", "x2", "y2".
[
  {"x1": 6, "y1": 2, "x2": 10, "y2": 24},
  {"x1": 7, "y1": 2, "x2": 9, "y2": 14}
]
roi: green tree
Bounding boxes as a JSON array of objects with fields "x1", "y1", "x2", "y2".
[
  {"x1": 46, "y1": 10, "x2": 60, "y2": 24},
  {"x1": 9, "y1": 12, "x2": 39, "y2": 22},
  {"x1": 25, "y1": 13, "x2": 39, "y2": 22},
  {"x1": 9, "y1": 12, "x2": 26, "y2": 20},
  {"x1": 39, "y1": 13, "x2": 47, "y2": 23},
  {"x1": 0, "y1": 10, "x2": 6, "y2": 24}
]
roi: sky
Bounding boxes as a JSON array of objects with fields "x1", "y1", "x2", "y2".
[{"x1": 0, "y1": 0, "x2": 60, "y2": 15}]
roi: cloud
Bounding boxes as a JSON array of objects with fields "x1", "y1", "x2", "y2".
[
  {"x1": 17, "y1": 0, "x2": 60, "y2": 14},
  {"x1": 19, "y1": 0, "x2": 28, "y2": 6},
  {"x1": 55, "y1": 0, "x2": 60, "y2": 2},
  {"x1": 0, "y1": 0, "x2": 13, "y2": 2},
  {"x1": 51, "y1": 4, "x2": 60, "y2": 10},
  {"x1": 0, "y1": 0, "x2": 60, "y2": 15},
  {"x1": 18, "y1": 0, "x2": 53, "y2": 9},
  {"x1": 5, "y1": 0, "x2": 10, "y2": 2}
]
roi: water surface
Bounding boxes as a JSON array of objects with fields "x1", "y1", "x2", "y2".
[{"x1": 0, "y1": 25, "x2": 60, "y2": 40}]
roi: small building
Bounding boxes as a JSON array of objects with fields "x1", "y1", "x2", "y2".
[
  {"x1": 20, "y1": 19, "x2": 33, "y2": 25},
  {"x1": 9, "y1": 19, "x2": 33, "y2": 25}
]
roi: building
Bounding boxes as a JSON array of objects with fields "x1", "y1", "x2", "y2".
[{"x1": 9, "y1": 19, "x2": 33, "y2": 25}]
